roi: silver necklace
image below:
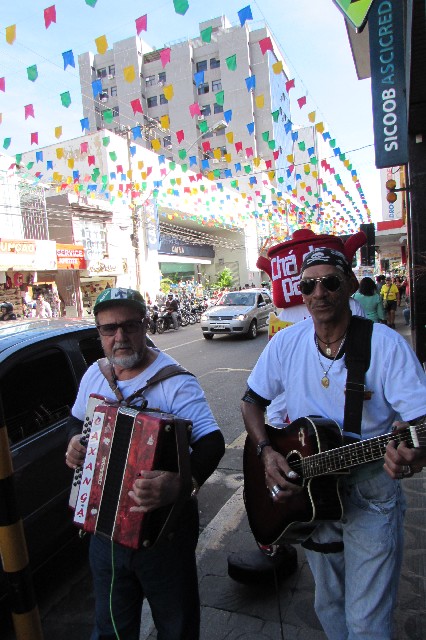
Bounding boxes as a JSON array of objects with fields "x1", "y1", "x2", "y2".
[{"x1": 315, "y1": 333, "x2": 347, "y2": 388}]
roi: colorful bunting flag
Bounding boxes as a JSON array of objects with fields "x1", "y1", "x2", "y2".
[
  {"x1": 80, "y1": 118, "x2": 89, "y2": 131},
  {"x1": 163, "y1": 84, "x2": 174, "y2": 101},
  {"x1": 245, "y1": 76, "x2": 256, "y2": 92},
  {"x1": 135, "y1": 15, "x2": 147, "y2": 35},
  {"x1": 60, "y1": 91, "x2": 71, "y2": 108},
  {"x1": 255, "y1": 94, "x2": 264, "y2": 109},
  {"x1": 199, "y1": 120, "x2": 209, "y2": 133},
  {"x1": 297, "y1": 96, "x2": 307, "y2": 108},
  {"x1": 124, "y1": 65, "x2": 136, "y2": 83},
  {"x1": 30, "y1": 132, "x2": 38, "y2": 145},
  {"x1": 226, "y1": 55, "x2": 237, "y2": 71},
  {"x1": 238, "y1": 5, "x2": 253, "y2": 26},
  {"x1": 259, "y1": 37, "x2": 273, "y2": 55},
  {"x1": 215, "y1": 90, "x2": 224, "y2": 106},
  {"x1": 246, "y1": 122, "x2": 254, "y2": 135},
  {"x1": 25, "y1": 104, "x2": 35, "y2": 119},
  {"x1": 308, "y1": 111, "x2": 316, "y2": 122},
  {"x1": 173, "y1": 0, "x2": 189, "y2": 15},
  {"x1": 160, "y1": 48, "x2": 171, "y2": 67},
  {"x1": 92, "y1": 79, "x2": 102, "y2": 97},
  {"x1": 130, "y1": 98, "x2": 143, "y2": 114},
  {"x1": 0, "y1": 78, "x2": 5, "y2": 92},
  {"x1": 194, "y1": 71, "x2": 204, "y2": 87},
  {"x1": 27, "y1": 65, "x2": 38, "y2": 82},
  {"x1": 189, "y1": 103, "x2": 201, "y2": 117},
  {"x1": 54, "y1": 126, "x2": 62, "y2": 139},
  {"x1": 285, "y1": 79, "x2": 295, "y2": 92},
  {"x1": 201, "y1": 26, "x2": 212, "y2": 43},
  {"x1": 95, "y1": 35, "x2": 108, "y2": 55},
  {"x1": 224, "y1": 109, "x2": 232, "y2": 123},
  {"x1": 6, "y1": 25, "x2": 16, "y2": 45},
  {"x1": 103, "y1": 109, "x2": 113, "y2": 123},
  {"x1": 272, "y1": 61, "x2": 283, "y2": 74},
  {"x1": 62, "y1": 50, "x2": 75, "y2": 69},
  {"x1": 160, "y1": 115, "x2": 170, "y2": 129},
  {"x1": 44, "y1": 6, "x2": 56, "y2": 29}
]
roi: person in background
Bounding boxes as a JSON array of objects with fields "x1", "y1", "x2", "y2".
[
  {"x1": 242, "y1": 248, "x2": 426, "y2": 640},
  {"x1": 0, "y1": 302, "x2": 17, "y2": 321},
  {"x1": 380, "y1": 276, "x2": 400, "y2": 328},
  {"x1": 35, "y1": 293, "x2": 53, "y2": 319},
  {"x1": 165, "y1": 292, "x2": 180, "y2": 330},
  {"x1": 353, "y1": 276, "x2": 385, "y2": 323},
  {"x1": 65, "y1": 288, "x2": 225, "y2": 639}
]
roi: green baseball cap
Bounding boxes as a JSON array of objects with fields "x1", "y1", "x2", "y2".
[{"x1": 93, "y1": 288, "x2": 146, "y2": 315}]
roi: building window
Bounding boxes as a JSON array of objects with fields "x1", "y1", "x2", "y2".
[
  {"x1": 200, "y1": 104, "x2": 211, "y2": 117},
  {"x1": 145, "y1": 75, "x2": 156, "y2": 86},
  {"x1": 108, "y1": 64, "x2": 116, "y2": 77},
  {"x1": 111, "y1": 86, "x2": 117, "y2": 97},
  {"x1": 163, "y1": 135, "x2": 172, "y2": 149},
  {"x1": 214, "y1": 103, "x2": 223, "y2": 114},
  {"x1": 97, "y1": 67, "x2": 107, "y2": 78},
  {"x1": 99, "y1": 92, "x2": 109, "y2": 103},
  {"x1": 111, "y1": 106, "x2": 119, "y2": 117},
  {"x1": 158, "y1": 71, "x2": 166, "y2": 83},
  {"x1": 147, "y1": 96, "x2": 158, "y2": 108},
  {"x1": 215, "y1": 128, "x2": 225, "y2": 137},
  {"x1": 218, "y1": 146, "x2": 227, "y2": 156},
  {"x1": 197, "y1": 83, "x2": 209, "y2": 95},
  {"x1": 210, "y1": 57, "x2": 220, "y2": 69},
  {"x1": 196, "y1": 60, "x2": 208, "y2": 72},
  {"x1": 160, "y1": 93, "x2": 168, "y2": 105},
  {"x1": 202, "y1": 131, "x2": 213, "y2": 139},
  {"x1": 212, "y1": 79, "x2": 222, "y2": 92}
]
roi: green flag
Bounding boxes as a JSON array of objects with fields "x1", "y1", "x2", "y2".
[
  {"x1": 26, "y1": 162, "x2": 34, "y2": 169},
  {"x1": 178, "y1": 149, "x2": 187, "y2": 160},
  {"x1": 262, "y1": 131, "x2": 269, "y2": 142},
  {"x1": 173, "y1": 0, "x2": 189, "y2": 15},
  {"x1": 215, "y1": 90, "x2": 224, "y2": 106},
  {"x1": 3, "y1": 138, "x2": 11, "y2": 150},
  {"x1": 60, "y1": 91, "x2": 71, "y2": 108},
  {"x1": 109, "y1": 151, "x2": 117, "y2": 161},
  {"x1": 268, "y1": 140, "x2": 275, "y2": 150},
  {"x1": 226, "y1": 54, "x2": 237, "y2": 71},
  {"x1": 271, "y1": 110, "x2": 279, "y2": 123},
  {"x1": 102, "y1": 136, "x2": 110, "y2": 147},
  {"x1": 169, "y1": 161, "x2": 176, "y2": 170},
  {"x1": 201, "y1": 26, "x2": 212, "y2": 43},
  {"x1": 15, "y1": 153, "x2": 22, "y2": 164},
  {"x1": 199, "y1": 119, "x2": 209, "y2": 133},
  {"x1": 27, "y1": 65, "x2": 38, "y2": 82},
  {"x1": 181, "y1": 164, "x2": 188, "y2": 172},
  {"x1": 103, "y1": 109, "x2": 113, "y2": 123},
  {"x1": 298, "y1": 141, "x2": 306, "y2": 151}
]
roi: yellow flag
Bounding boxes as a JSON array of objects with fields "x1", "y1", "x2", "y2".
[
  {"x1": 95, "y1": 35, "x2": 108, "y2": 55},
  {"x1": 68, "y1": 158, "x2": 74, "y2": 169},
  {"x1": 226, "y1": 131, "x2": 234, "y2": 144},
  {"x1": 160, "y1": 115, "x2": 170, "y2": 129},
  {"x1": 56, "y1": 148, "x2": 64, "y2": 159},
  {"x1": 6, "y1": 25, "x2": 16, "y2": 45},
  {"x1": 124, "y1": 65, "x2": 136, "y2": 83},
  {"x1": 55, "y1": 126, "x2": 62, "y2": 139},
  {"x1": 253, "y1": 157, "x2": 261, "y2": 167},
  {"x1": 127, "y1": 169, "x2": 133, "y2": 180},
  {"x1": 151, "y1": 138, "x2": 161, "y2": 151},
  {"x1": 163, "y1": 84, "x2": 174, "y2": 101},
  {"x1": 138, "y1": 161, "x2": 144, "y2": 169},
  {"x1": 53, "y1": 172, "x2": 62, "y2": 182},
  {"x1": 272, "y1": 61, "x2": 283, "y2": 74},
  {"x1": 315, "y1": 122, "x2": 325, "y2": 134},
  {"x1": 268, "y1": 171, "x2": 275, "y2": 181},
  {"x1": 308, "y1": 111, "x2": 316, "y2": 123},
  {"x1": 213, "y1": 148, "x2": 221, "y2": 160},
  {"x1": 286, "y1": 154, "x2": 294, "y2": 163},
  {"x1": 300, "y1": 182, "x2": 306, "y2": 189},
  {"x1": 141, "y1": 172, "x2": 147, "y2": 179},
  {"x1": 255, "y1": 94, "x2": 265, "y2": 109},
  {"x1": 224, "y1": 153, "x2": 232, "y2": 163},
  {"x1": 304, "y1": 164, "x2": 310, "y2": 173},
  {"x1": 67, "y1": 176, "x2": 72, "y2": 184},
  {"x1": 109, "y1": 185, "x2": 114, "y2": 192},
  {"x1": 344, "y1": 159, "x2": 350, "y2": 167},
  {"x1": 312, "y1": 170, "x2": 318, "y2": 178}
]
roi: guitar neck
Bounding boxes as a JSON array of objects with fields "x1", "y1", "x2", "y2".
[{"x1": 302, "y1": 423, "x2": 425, "y2": 479}]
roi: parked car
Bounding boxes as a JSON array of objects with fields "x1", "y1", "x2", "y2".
[
  {"x1": 200, "y1": 289, "x2": 275, "y2": 339},
  {"x1": 0, "y1": 318, "x2": 155, "y2": 602}
]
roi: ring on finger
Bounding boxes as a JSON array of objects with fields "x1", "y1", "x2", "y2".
[
  {"x1": 402, "y1": 464, "x2": 412, "y2": 477},
  {"x1": 270, "y1": 484, "x2": 281, "y2": 497}
]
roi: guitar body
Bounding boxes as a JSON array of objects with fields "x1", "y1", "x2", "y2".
[{"x1": 243, "y1": 416, "x2": 346, "y2": 545}]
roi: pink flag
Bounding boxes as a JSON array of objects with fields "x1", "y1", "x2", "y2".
[
  {"x1": 176, "y1": 130, "x2": 185, "y2": 143},
  {"x1": 135, "y1": 15, "x2": 147, "y2": 35},
  {"x1": 31, "y1": 132, "x2": 38, "y2": 145},
  {"x1": 160, "y1": 168, "x2": 167, "y2": 177},
  {"x1": 88, "y1": 156, "x2": 95, "y2": 166},
  {"x1": 25, "y1": 104, "x2": 35, "y2": 119},
  {"x1": 245, "y1": 147, "x2": 253, "y2": 157},
  {"x1": 202, "y1": 141, "x2": 211, "y2": 152},
  {"x1": 44, "y1": 5, "x2": 56, "y2": 29},
  {"x1": 273, "y1": 150, "x2": 279, "y2": 160},
  {"x1": 80, "y1": 142, "x2": 88, "y2": 153},
  {"x1": 259, "y1": 37, "x2": 273, "y2": 55},
  {"x1": 0, "y1": 78, "x2": 5, "y2": 92},
  {"x1": 189, "y1": 103, "x2": 201, "y2": 117},
  {"x1": 130, "y1": 98, "x2": 143, "y2": 114},
  {"x1": 285, "y1": 79, "x2": 295, "y2": 92},
  {"x1": 235, "y1": 141, "x2": 243, "y2": 153},
  {"x1": 265, "y1": 160, "x2": 272, "y2": 169},
  {"x1": 160, "y1": 48, "x2": 171, "y2": 68},
  {"x1": 297, "y1": 96, "x2": 307, "y2": 109}
]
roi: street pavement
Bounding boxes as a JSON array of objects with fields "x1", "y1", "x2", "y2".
[{"x1": 9, "y1": 306, "x2": 425, "y2": 640}]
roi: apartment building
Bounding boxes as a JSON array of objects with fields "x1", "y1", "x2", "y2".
[{"x1": 78, "y1": 15, "x2": 292, "y2": 186}]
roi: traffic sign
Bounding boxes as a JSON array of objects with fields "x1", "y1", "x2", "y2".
[{"x1": 333, "y1": 0, "x2": 376, "y2": 31}]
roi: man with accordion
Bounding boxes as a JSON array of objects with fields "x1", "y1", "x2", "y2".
[{"x1": 65, "y1": 288, "x2": 225, "y2": 640}]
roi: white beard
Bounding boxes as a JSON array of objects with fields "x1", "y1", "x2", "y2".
[{"x1": 109, "y1": 342, "x2": 143, "y2": 369}]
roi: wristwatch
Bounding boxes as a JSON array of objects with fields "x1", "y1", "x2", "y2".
[{"x1": 256, "y1": 440, "x2": 271, "y2": 458}]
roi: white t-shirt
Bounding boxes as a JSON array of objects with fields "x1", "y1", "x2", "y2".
[
  {"x1": 249, "y1": 318, "x2": 426, "y2": 440},
  {"x1": 72, "y1": 349, "x2": 219, "y2": 443}
]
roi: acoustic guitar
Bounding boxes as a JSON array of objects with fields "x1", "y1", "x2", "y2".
[{"x1": 243, "y1": 416, "x2": 425, "y2": 546}]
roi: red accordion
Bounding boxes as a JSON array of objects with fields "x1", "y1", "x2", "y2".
[{"x1": 70, "y1": 398, "x2": 192, "y2": 549}]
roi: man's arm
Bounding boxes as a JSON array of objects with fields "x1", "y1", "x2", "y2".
[{"x1": 384, "y1": 418, "x2": 426, "y2": 478}]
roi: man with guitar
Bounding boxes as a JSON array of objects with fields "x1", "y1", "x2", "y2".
[{"x1": 241, "y1": 248, "x2": 426, "y2": 640}]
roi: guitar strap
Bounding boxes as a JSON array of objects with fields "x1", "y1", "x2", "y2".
[{"x1": 342, "y1": 316, "x2": 374, "y2": 445}]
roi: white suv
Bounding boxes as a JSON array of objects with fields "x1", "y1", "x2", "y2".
[{"x1": 200, "y1": 289, "x2": 275, "y2": 340}]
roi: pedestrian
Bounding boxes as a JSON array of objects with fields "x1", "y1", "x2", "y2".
[
  {"x1": 65, "y1": 287, "x2": 225, "y2": 640},
  {"x1": 35, "y1": 293, "x2": 52, "y2": 318},
  {"x1": 241, "y1": 248, "x2": 426, "y2": 640},
  {"x1": 165, "y1": 292, "x2": 179, "y2": 330},
  {"x1": 380, "y1": 275, "x2": 400, "y2": 328},
  {"x1": 0, "y1": 302, "x2": 17, "y2": 321},
  {"x1": 353, "y1": 276, "x2": 385, "y2": 322}
]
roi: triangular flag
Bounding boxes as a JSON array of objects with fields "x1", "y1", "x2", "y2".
[
  {"x1": 31, "y1": 132, "x2": 38, "y2": 145},
  {"x1": 271, "y1": 110, "x2": 279, "y2": 123},
  {"x1": 25, "y1": 104, "x2": 35, "y2": 119},
  {"x1": 259, "y1": 37, "x2": 273, "y2": 55},
  {"x1": 272, "y1": 61, "x2": 283, "y2": 74},
  {"x1": 6, "y1": 25, "x2": 16, "y2": 45},
  {"x1": 297, "y1": 96, "x2": 307, "y2": 109},
  {"x1": 199, "y1": 120, "x2": 209, "y2": 133},
  {"x1": 238, "y1": 5, "x2": 253, "y2": 26},
  {"x1": 0, "y1": 78, "x2": 5, "y2": 92},
  {"x1": 55, "y1": 126, "x2": 62, "y2": 139},
  {"x1": 103, "y1": 136, "x2": 110, "y2": 146},
  {"x1": 103, "y1": 109, "x2": 113, "y2": 123},
  {"x1": 189, "y1": 103, "x2": 201, "y2": 117},
  {"x1": 130, "y1": 98, "x2": 143, "y2": 114},
  {"x1": 262, "y1": 131, "x2": 270, "y2": 142},
  {"x1": 163, "y1": 84, "x2": 174, "y2": 101},
  {"x1": 27, "y1": 65, "x2": 38, "y2": 82},
  {"x1": 173, "y1": 0, "x2": 189, "y2": 15},
  {"x1": 160, "y1": 115, "x2": 170, "y2": 129},
  {"x1": 44, "y1": 5, "x2": 56, "y2": 29},
  {"x1": 124, "y1": 65, "x2": 136, "y2": 83},
  {"x1": 315, "y1": 122, "x2": 325, "y2": 134},
  {"x1": 132, "y1": 126, "x2": 142, "y2": 139},
  {"x1": 215, "y1": 90, "x2": 224, "y2": 106},
  {"x1": 56, "y1": 147, "x2": 64, "y2": 159},
  {"x1": 95, "y1": 35, "x2": 108, "y2": 55},
  {"x1": 60, "y1": 91, "x2": 71, "y2": 108},
  {"x1": 176, "y1": 130, "x2": 184, "y2": 143},
  {"x1": 224, "y1": 109, "x2": 232, "y2": 123},
  {"x1": 201, "y1": 27, "x2": 212, "y2": 43},
  {"x1": 226, "y1": 55, "x2": 237, "y2": 71},
  {"x1": 194, "y1": 71, "x2": 204, "y2": 87},
  {"x1": 255, "y1": 94, "x2": 264, "y2": 109},
  {"x1": 285, "y1": 78, "x2": 295, "y2": 92},
  {"x1": 3, "y1": 138, "x2": 11, "y2": 150},
  {"x1": 151, "y1": 139, "x2": 161, "y2": 151},
  {"x1": 160, "y1": 48, "x2": 171, "y2": 67},
  {"x1": 135, "y1": 15, "x2": 147, "y2": 35},
  {"x1": 245, "y1": 76, "x2": 256, "y2": 92},
  {"x1": 62, "y1": 50, "x2": 75, "y2": 69},
  {"x1": 92, "y1": 79, "x2": 102, "y2": 97},
  {"x1": 226, "y1": 131, "x2": 234, "y2": 144},
  {"x1": 308, "y1": 111, "x2": 316, "y2": 123}
]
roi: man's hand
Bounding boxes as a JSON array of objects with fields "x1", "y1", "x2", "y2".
[
  {"x1": 129, "y1": 470, "x2": 181, "y2": 513},
  {"x1": 384, "y1": 422, "x2": 426, "y2": 479},
  {"x1": 262, "y1": 448, "x2": 303, "y2": 502},
  {"x1": 65, "y1": 434, "x2": 87, "y2": 469}
]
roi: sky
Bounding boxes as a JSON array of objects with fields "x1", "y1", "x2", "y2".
[{"x1": 0, "y1": 0, "x2": 382, "y2": 220}]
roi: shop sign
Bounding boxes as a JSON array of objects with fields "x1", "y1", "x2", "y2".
[
  {"x1": 368, "y1": 0, "x2": 408, "y2": 168},
  {"x1": 0, "y1": 239, "x2": 57, "y2": 270},
  {"x1": 56, "y1": 244, "x2": 87, "y2": 270},
  {"x1": 85, "y1": 257, "x2": 124, "y2": 276}
]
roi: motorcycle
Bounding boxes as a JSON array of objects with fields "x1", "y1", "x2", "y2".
[
  {"x1": 156, "y1": 307, "x2": 182, "y2": 333},
  {"x1": 146, "y1": 305, "x2": 159, "y2": 334}
]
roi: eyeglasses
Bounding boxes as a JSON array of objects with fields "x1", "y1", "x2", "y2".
[
  {"x1": 299, "y1": 275, "x2": 344, "y2": 296},
  {"x1": 96, "y1": 320, "x2": 144, "y2": 336}
]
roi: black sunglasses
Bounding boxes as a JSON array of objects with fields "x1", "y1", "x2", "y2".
[
  {"x1": 96, "y1": 319, "x2": 144, "y2": 336},
  {"x1": 299, "y1": 275, "x2": 344, "y2": 296}
]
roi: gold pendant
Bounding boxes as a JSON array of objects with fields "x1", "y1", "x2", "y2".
[
  {"x1": 325, "y1": 346, "x2": 332, "y2": 356},
  {"x1": 321, "y1": 376, "x2": 329, "y2": 388}
]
